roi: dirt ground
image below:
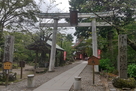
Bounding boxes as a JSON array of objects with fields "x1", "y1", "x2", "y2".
[{"x1": 12, "y1": 64, "x2": 34, "y2": 79}]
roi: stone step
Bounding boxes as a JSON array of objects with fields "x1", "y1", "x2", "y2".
[{"x1": 110, "y1": 88, "x2": 116, "y2": 91}]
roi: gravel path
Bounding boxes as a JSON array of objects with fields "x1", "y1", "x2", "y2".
[
  {"x1": 0, "y1": 61, "x2": 81, "y2": 91},
  {"x1": 70, "y1": 65, "x2": 105, "y2": 91}
]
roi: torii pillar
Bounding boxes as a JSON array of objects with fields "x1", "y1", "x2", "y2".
[
  {"x1": 49, "y1": 18, "x2": 59, "y2": 71},
  {"x1": 92, "y1": 18, "x2": 99, "y2": 72}
]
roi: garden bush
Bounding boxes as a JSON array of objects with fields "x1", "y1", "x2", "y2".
[
  {"x1": 128, "y1": 64, "x2": 136, "y2": 78},
  {"x1": 99, "y1": 58, "x2": 110, "y2": 70},
  {"x1": 99, "y1": 58, "x2": 115, "y2": 73}
]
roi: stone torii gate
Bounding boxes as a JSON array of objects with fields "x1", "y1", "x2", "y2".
[{"x1": 37, "y1": 11, "x2": 113, "y2": 72}]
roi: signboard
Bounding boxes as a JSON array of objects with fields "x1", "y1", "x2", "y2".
[
  {"x1": 88, "y1": 56, "x2": 99, "y2": 65},
  {"x1": 19, "y1": 61, "x2": 25, "y2": 67},
  {"x1": 3, "y1": 35, "x2": 14, "y2": 62},
  {"x1": 88, "y1": 56, "x2": 100, "y2": 84},
  {"x1": 3, "y1": 62, "x2": 12, "y2": 69}
]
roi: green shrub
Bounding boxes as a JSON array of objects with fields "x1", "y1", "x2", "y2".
[
  {"x1": 99, "y1": 58, "x2": 110, "y2": 70},
  {"x1": 99, "y1": 58, "x2": 115, "y2": 73},
  {"x1": 12, "y1": 63, "x2": 18, "y2": 69},
  {"x1": 128, "y1": 64, "x2": 136, "y2": 78}
]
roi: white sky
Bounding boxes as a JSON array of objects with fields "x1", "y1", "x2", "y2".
[
  {"x1": 34, "y1": 0, "x2": 70, "y2": 13},
  {"x1": 54, "y1": 0, "x2": 70, "y2": 12},
  {"x1": 35, "y1": 0, "x2": 76, "y2": 43}
]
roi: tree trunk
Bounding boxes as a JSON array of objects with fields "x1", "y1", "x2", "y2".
[
  {"x1": 107, "y1": 31, "x2": 113, "y2": 57},
  {"x1": 127, "y1": 38, "x2": 136, "y2": 51},
  {"x1": 107, "y1": 31, "x2": 115, "y2": 65}
]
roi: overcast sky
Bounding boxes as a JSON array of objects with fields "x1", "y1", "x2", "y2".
[
  {"x1": 35, "y1": 0, "x2": 76, "y2": 42},
  {"x1": 55, "y1": 0, "x2": 70, "y2": 12},
  {"x1": 34, "y1": 0, "x2": 70, "y2": 12}
]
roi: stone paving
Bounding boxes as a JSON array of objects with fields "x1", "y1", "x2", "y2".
[{"x1": 33, "y1": 61, "x2": 87, "y2": 91}]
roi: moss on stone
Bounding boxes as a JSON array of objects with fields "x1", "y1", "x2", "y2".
[{"x1": 112, "y1": 77, "x2": 136, "y2": 89}]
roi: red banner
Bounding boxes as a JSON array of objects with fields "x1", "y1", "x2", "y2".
[
  {"x1": 63, "y1": 51, "x2": 67, "y2": 60},
  {"x1": 98, "y1": 49, "x2": 101, "y2": 59},
  {"x1": 80, "y1": 54, "x2": 83, "y2": 59}
]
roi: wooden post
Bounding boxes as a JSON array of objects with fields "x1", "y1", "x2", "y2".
[
  {"x1": 19, "y1": 61, "x2": 25, "y2": 79},
  {"x1": 35, "y1": 50, "x2": 38, "y2": 74},
  {"x1": 20, "y1": 66, "x2": 23, "y2": 79},
  {"x1": 93, "y1": 65, "x2": 95, "y2": 85},
  {"x1": 5, "y1": 70, "x2": 9, "y2": 87}
]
